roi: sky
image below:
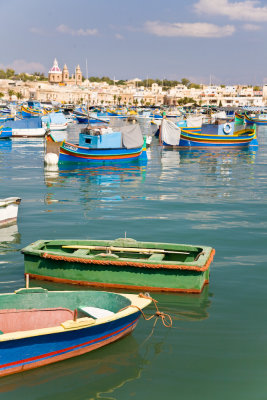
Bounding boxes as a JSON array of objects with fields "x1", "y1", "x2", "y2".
[{"x1": 0, "y1": 0, "x2": 267, "y2": 85}]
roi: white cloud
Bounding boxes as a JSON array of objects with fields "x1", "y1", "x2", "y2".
[
  {"x1": 194, "y1": 0, "x2": 267, "y2": 21},
  {"x1": 115, "y1": 33, "x2": 124, "y2": 39},
  {"x1": 0, "y1": 60, "x2": 46, "y2": 73},
  {"x1": 242, "y1": 23, "x2": 261, "y2": 30},
  {"x1": 29, "y1": 27, "x2": 45, "y2": 35},
  {"x1": 56, "y1": 24, "x2": 98, "y2": 36},
  {"x1": 144, "y1": 21, "x2": 235, "y2": 37}
]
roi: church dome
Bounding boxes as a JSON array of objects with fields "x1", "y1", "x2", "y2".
[{"x1": 49, "y1": 58, "x2": 62, "y2": 74}]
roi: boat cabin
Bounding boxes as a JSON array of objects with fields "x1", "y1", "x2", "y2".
[{"x1": 79, "y1": 127, "x2": 122, "y2": 149}]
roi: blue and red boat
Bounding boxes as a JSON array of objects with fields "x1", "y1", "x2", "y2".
[
  {"x1": 160, "y1": 119, "x2": 258, "y2": 148},
  {"x1": 46, "y1": 125, "x2": 147, "y2": 164},
  {"x1": 0, "y1": 287, "x2": 151, "y2": 377},
  {"x1": 243, "y1": 113, "x2": 267, "y2": 125}
]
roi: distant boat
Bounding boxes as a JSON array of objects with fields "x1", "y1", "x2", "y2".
[
  {"x1": 0, "y1": 197, "x2": 21, "y2": 227},
  {"x1": 243, "y1": 113, "x2": 267, "y2": 125},
  {"x1": 0, "y1": 287, "x2": 151, "y2": 377},
  {"x1": 22, "y1": 237, "x2": 215, "y2": 293},
  {"x1": 42, "y1": 112, "x2": 68, "y2": 131},
  {"x1": 160, "y1": 118, "x2": 257, "y2": 148},
  {"x1": 46, "y1": 125, "x2": 147, "y2": 164},
  {"x1": 21, "y1": 104, "x2": 44, "y2": 118}
]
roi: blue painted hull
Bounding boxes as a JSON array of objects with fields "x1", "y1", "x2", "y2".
[
  {"x1": 0, "y1": 312, "x2": 140, "y2": 377},
  {"x1": 59, "y1": 142, "x2": 146, "y2": 164},
  {"x1": 163, "y1": 127, "x2": 257, "y2": 148},
  {"x1": 76, "y1": 116, "x2": 100, "y2": 124},
  {"x1": 244, "y1": 114, "x2": 267, "y2": 125},
  {"x1": 0, "y1": 128, "x2": 12, "y2": 139}
]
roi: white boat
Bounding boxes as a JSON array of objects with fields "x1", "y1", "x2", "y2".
[
  {"x1": 43, "y1": 122, "x2": 68, "y2": 131},
  {"x1": 12, "y1": 128, "x2": 46, "y2": 137},
  {"x1": 0, "y1": 197, "x2": 21, "y2": 227},
  {"x1": 42, "y1": 112, "x2": 68, "y2": 131}
]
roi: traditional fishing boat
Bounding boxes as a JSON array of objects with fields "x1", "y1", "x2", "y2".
[
  {"x1": 21, "y1": 101, "x2": 45, "y2": 118},
  {"x1": 243, "y1": 113, "x2": 267, "y2": 125},
  {"x1": 0, "y1": 197, "x2": 21, "y2": 227},
  {"x1": 0, "y1": 287, "x2": 151, "y2": 377},
  {"x1": 160, "y1": 118, "x2": 257, "y2": 148},
  {"x1": 22, "y1": 238, "x2": 215, "y2": 293},
  {"x1": 45, "y1": 125, "x2": 147, "y2": 164}
]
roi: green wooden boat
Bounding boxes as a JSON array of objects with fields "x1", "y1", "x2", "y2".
[{"x1": 22, "y1": 238, "x2": 215, "y2": 293}]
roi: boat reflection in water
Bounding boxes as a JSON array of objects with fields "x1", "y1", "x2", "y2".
[
  {"x1": 154, "y1": 284, "x2": 212, "y2": 322},
  {"x1": 0, "y1": 333, "x2": 146, "y2": 398},
  {"x1": 160, "y1": 147, "x2": 257, "y2": 198},
  {"x1": 0, "y1": 224, "x2": 21, "y2": 247},
  {"x1": 0, "y1": 139, "x2": 12, "y2": 154},
  {"x1": 44, "y1": 162, "x2": 147, "y2": 207}
]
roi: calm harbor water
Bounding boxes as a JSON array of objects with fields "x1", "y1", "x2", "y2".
[{"x1": 0, "y1": 121, "x2": 267, "y2": 400}]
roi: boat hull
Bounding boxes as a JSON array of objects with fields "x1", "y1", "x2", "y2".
[
  {"x1": 58, "y1": 141, "x2": 146, "y2": 163},
  {"x1": 0, "y1": 198, "x2": 21, "y2": 228},
  {"x1": 0, "y1": 128, "x2": 12, "y2": 139},
  {"x1": 0, "y1": 312, "x2": 139, "y2": 377},
  {"x1": 244, "y1": 114, "x2": 267, "y2": 125},
  {"x1": 12, "y1": 128, "x2": 46, "y2": 137},
  {"x1": 0, "y1": 288, "x2": 149, "y2": 377},
  {"x1": 23, "y1": 239, "x2": 215, "y2": 293},
  {"x1": 175, "y1": 127, "x2": 256, "y2": 148}
]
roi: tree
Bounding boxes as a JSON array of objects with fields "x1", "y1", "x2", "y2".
[
  {"x1": 8, "y1": 89, "x2": 15, "y2": 100},
  {"x1": 0, "y1": 70, "x2": 6, "y2": 79},
  {"x1": 181, "y1": 78, "x2": 191, "y2": 88},
  {"x1": 6, "y1": 69, "x2": 15, "y2": 79},
  {"x1": 117, "y1": 96, "x2": 122, "y2": 105},
  {"x1": 16, "y1": 92, "x2": 23, "y2": 100},
  {"x1": 189, "y1": 83, "x2": 201, "y2": 89},
  {"x1": 113, "y1": 94, "x2": 117, "y2": 105}
]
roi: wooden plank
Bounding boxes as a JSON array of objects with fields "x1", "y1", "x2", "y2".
[{"x1": 62, "y1": 245, "x2": 190, "y2": 255}]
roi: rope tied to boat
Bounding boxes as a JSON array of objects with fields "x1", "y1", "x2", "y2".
[
  {"x1": 41, "y1": 251, "x2": 215, "y2": 272},
  {"x1": 132, "y1": 293, "x2": 172, "y2": 328}
]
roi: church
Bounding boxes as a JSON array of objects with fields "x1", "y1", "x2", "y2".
[{"x1": 48, "y1": 59, "x2": 82, "y2": 85}]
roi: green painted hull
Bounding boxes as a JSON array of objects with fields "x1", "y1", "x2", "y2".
[{"x1": 22, "y1": 238, "x2": 215, "y2": 293}]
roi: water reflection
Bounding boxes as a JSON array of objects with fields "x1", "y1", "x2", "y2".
[
  {"x1": 0, "y1": 328, "x2": 159, "y2": 400},
  {"x1": 44, "y1": 163, "x2": 147, "y2": 206},
  {"x1": 0, "y1": 224, "x2": 21, "y2": 248},
  {"x1": 161, "y1": 147, "x2": 257, "y2": 169},
  {"x1": 154, "y1": 285, "x2": 212, "y2": 322},
  {"x1": 160, "y1": 147, "x2": 258, "y2": 200},
  {"x1": 0, "y1": 139, "x2": 12, "y2": 153}
]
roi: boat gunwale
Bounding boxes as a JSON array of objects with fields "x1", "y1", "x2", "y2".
[
  {"x1": 22, "y1": 240, "x2": 215, "y2": 271},
  {"x1": 62, "y1": 140, "x2": 144, "y2": 152},
  {"x1": 0, "y1": 291, "x2": 150, "y2": 342}
]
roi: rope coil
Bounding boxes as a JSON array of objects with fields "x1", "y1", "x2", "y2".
[{"x1": 132, "y1": 293, "x2": 172, "y2": 328}]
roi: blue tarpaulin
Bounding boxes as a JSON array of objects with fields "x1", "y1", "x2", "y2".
[
  {"x1": 3, "y1": 117, "x2": 42, "y2": 129},
  {"x1": 42, "y1": 112, "x2": 67, "y2": 125}
]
